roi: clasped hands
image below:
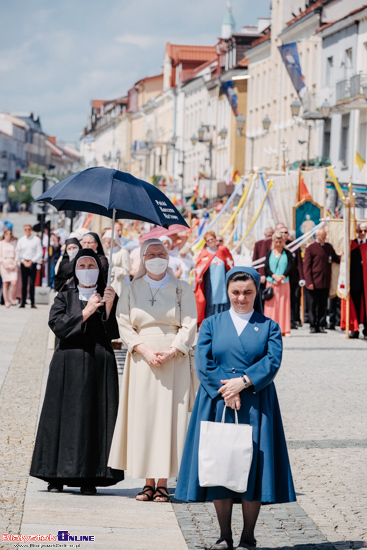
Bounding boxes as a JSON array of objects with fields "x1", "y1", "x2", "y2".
[
  {"x1": 134, "y1": 343, "x2": 177, "y2": 367},
  {"x1": 272, "y1": 274, "x2": 285, "y2": 286},
  {"x1": 218, "y1": 376, "x2": 252, "y2": 410}
]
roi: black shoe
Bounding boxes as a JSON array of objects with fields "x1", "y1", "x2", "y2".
[
  {"x1": 291, "y1": 323, "x2": 298, "y2": 329},
  {"x1": 19, "y1": 303, "x2": 25, "y2": 308},
  {"x1": 349, "y1": 331, "x2": 360, "y2": 339},
  {"x1": 31, "y1": 304, "x2": 37, "y2": 309},
  {"x1": 210, "y1": 538, "x2": 234, "y2": 550},
  {"x1": 236, "y1": 539, "x2": 257, "y2": 550},
  {"x1": 319, "y1": 327, "x2": 327, "y2": 333},
  {"x1": 326, "y1": 325, "x2": 335, "y2": 330},
  {"x1": 310, "y1": 327, "x2": 317, "y2": 333},
  {"x1": 47, "y1": 483, "x2": 63, "y2": 493},
  {"x1": 80, "y1": 484, "x2": 97, "y2": 495}
]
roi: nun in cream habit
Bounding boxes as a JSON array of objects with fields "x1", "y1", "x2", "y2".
[{"x1": 108, "y1": 238, "x2": 197, "y2": 502}]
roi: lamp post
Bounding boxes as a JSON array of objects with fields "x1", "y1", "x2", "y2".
[
  {"x1": 290, "y1": 98, "x2": 331, "y2": 166},
  {"x1": 236, "y1": 114, "x2": 271, "y2": 171},
  {"x1": 167, "y1": 134, "x2": 187, "y2": 208},
  {"x1": 190, "y1": 125, "x2": 228, "y2": 204}
]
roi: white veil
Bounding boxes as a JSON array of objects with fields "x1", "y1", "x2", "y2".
[{"x1": 133, "y1": 238, "x2": 175, "y2": 280}]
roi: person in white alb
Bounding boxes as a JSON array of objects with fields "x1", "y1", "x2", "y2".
[{"x1": 16, "y1": 224, "x2": 43, "y2": 308}]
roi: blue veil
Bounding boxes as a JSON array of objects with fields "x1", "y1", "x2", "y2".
[{"x1": 225, "y1": 266, "x2": 263, "y2": 314}]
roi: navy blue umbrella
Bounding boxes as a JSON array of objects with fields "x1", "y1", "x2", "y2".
[
  {"x1": 34, "y1": 167, "x2": 187, "y2": 227},
  {"x1": 34, "y1": 167, "x2": 188, "y2": 285}
]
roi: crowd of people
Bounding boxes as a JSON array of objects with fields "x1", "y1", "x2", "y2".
[{"x1": 0, "y1": 215, "x2": 366, "y2": 550}]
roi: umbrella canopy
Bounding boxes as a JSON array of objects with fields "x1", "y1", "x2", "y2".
[
  {"x1": 34, "y1": 167, "x2": 188, "y2": 229},
  {"x1": 139, "y1": 223, "x2": 188, "y2": 244}
]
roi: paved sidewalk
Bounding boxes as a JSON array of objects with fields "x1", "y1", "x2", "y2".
[{"x1": 1, "y1": 304, "x2": 367, "y2": 550}]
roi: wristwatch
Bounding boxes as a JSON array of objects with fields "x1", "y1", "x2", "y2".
[{"x1": 241, "y1": 375, "x2": 251, "y2": 389}]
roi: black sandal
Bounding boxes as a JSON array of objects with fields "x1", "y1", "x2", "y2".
[
  {"x1": 153, "y1": 486, "x2": 170, "y2": 502},
  {"x1": 136, "y1": 485, "x2": 155, "y2": 501}
]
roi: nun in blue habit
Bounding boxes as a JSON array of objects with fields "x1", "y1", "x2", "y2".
[{"x1": 175, "y1": 266, "x2": 296, "y2": 550}]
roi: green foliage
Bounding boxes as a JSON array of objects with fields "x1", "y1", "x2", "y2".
[{"x1": 8, "y1": 164, "x2": 45, "y2": 206}]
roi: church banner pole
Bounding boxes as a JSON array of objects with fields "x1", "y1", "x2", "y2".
[{"x1": 345, "y1": 179, "x2": 352, "y2": 339}]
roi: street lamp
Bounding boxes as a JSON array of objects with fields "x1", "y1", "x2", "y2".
[
  {"x1": 235, "y1": 114, "x2": 271, "y2": 171},
  {"x1": 320, "y1": 99, "x2": 331, "y2": 119},
  {"x1": 290, "y1": 98, "x2": 331, "y2": 166},
  {"x1": 290, "y1": 99, "x2": 301, "y2": 117},
  {"x1": 191, "y1": 124, "x2": 228, "y2": 203}
]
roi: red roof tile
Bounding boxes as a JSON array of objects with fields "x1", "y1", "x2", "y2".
[
  {"x1": 251, "y1": 31, "x2": 271, "y2": 48},
  {"x1": 317, "y1": 5, "x2": 367, "y2": 33},
  {"x1": 166, "y1": 43, "x2": 217, "y2": 65},
  {"x1": 92, "y1": 99, "x2": 108, "y2": 109},
  {"x1": 238, "y1": 57, "x2": 249, "y2": 67},
  {"x1": 286, "y1": 0, "x2": 325, "y2": 27}
]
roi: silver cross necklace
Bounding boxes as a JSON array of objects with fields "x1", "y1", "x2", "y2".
[{"x1": 148, "y1": 284, "x2": 164, "y2": 306}]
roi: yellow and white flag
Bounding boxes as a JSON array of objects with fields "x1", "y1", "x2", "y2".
[{"x1": 353, "y1": 152, "x2": 367, "y2": 183}]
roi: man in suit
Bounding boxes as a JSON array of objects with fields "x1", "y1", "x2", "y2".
[
  {"x1": 253, "y1": 227, "x2": 274, "y2": 288},
  {"x1": 349, "y1": 222, "x2": 367, "y2": 338},
  {"x1": 303, "y1": 228, "x2": 340, "y2": 333}
]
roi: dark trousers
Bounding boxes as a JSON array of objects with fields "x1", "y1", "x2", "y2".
[
  {"x1": 328, "y1": 296, "x2": 340, "y2": 328},
  {"x1": 307, "y1": 288, "x2": 329, "y2": 329},
  {"x1": 20, "y1": 262, "x2": 37, "y2": 306},
  {"x1": 290, "y1": 282, "x2": 301, "y2": 325},
  {"x1": 351, "y1": 289, "x2": 367, "y2": 335}
]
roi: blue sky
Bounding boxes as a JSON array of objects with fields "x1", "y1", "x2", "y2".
[{"x1": 0, "y1": 0, "x2": 270, "y2": 142}]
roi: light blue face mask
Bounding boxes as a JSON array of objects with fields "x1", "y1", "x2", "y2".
[{"x1": 75, "y1": 268, "x2": 99, "y2": 287}]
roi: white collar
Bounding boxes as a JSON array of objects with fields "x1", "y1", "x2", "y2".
[
  {"x1": 143, "y1": 272, "x2": 170, "y2": 289},
  {"x1": 230, "y1": 308, "x2": 254, "y2": 320},
  {"x1": 77, "y1": 284, "x2": 97, "y2": 301}
]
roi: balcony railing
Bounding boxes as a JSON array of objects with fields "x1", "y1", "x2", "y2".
[
  {"x1": 336, "y1": 79, "x2": 350, "y2": 102},
  {"x1": 336, "y1": 73, "x2": 367, "y2": 102},
  {"x1": 350, "y1": 73, "x2": 367, "y2": 97}
]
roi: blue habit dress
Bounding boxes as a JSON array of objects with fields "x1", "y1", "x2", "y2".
[{"x1": 175, "y1": 310, "x2": 296, "y2": 503}]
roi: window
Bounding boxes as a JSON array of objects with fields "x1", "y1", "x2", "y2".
[
  {"x1": 339, "y1": 114, "x2": 350, "y2": 168},
  {"x1": 345, "y1": 48, "x2": 353, "y2": 79},
  {"x1": 323, "y1": 119, "x2": 331, "y2": 160},
  {"x1": 326, "y1": 56, "x2": 333, "y2": 87}
]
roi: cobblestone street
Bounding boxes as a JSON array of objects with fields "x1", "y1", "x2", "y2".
[{"x1": 0, "y1": 303, "x2": 366, "y2": 549}]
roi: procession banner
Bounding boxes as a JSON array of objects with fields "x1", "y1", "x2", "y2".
[
  {"x1": 219, "y1": 177, "x2": 254, "y2": 236},
  {"x1": 327, "y1": 166, "x2": 345, "y2": 202},
  {"x1": 190, "y1": 181, "x2": 244, "y2": 250},
  {"x1": 231, "y1": 180, "x2": 274, "y2": 252}
]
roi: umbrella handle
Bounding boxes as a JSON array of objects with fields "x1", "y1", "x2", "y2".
[{"x1": 107, "y1": 208, "x2": 116, "y2": 287}]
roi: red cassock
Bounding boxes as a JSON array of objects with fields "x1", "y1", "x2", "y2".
[
  {"x1": 340, "y1": 241, "x2": 367, "y2": 331},
  {"x1": 194, "y1": 245, "x2": 234, "y2": 326}
]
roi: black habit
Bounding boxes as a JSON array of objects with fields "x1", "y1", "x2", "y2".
[{"x1": 30, "y1": 250, "x2": 123, "y2": 487}]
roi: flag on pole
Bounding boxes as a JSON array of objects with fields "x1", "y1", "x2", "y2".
[
  {"x1": 353, "y1": 152, "x2": 367, "y2": 183},
  {"x1": 299, "y1": 176, "x2": 312, "y2": 201},
  {"x1": 278, "y1": 43, "x2": 306, "y2": 99}
]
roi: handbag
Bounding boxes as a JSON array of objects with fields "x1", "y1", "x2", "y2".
[
  {"x1": 198, "y1": 406, "x2": 253, "y2": 493},
  {"x1": 262, "y1": 285, "x2": 274, "y2": 301},
  {"x1": 176, "y1": 281, "x2": 199, "y2": 412}
]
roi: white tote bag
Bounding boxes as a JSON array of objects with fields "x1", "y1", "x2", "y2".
[{"x1": 198, "y1": 406, "x2": 253, "y2": 493}]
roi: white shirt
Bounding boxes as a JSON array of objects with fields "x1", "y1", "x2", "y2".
[
  {"x1": 178, "y1": 254, "x2": 194, "y2": 283},
  {"x1": 357, "y1": 238, "x2": 366, "y2": 245},
  {"x1": 229, "y1": 308, "x2": 254, "y2": 336},
  {"x1": 16, "y1": 235, "x2": 43, "y2": 264},
  {"x1": 143, "y1": 272, "x2": 170, "y2": 289}
]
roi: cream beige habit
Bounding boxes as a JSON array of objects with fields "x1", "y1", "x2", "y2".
[{"x1": 108, "y1": 275, "x2": 197, "y2": 478}]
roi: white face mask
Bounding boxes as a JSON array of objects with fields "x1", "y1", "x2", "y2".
[
  {"x1": 67, "y1": 248, "x2": 78, "y2": 261},
  {"x1": 76, "y1": 268, "x2": 99, "y2": 287},
  {"x1": 145, "y1": 257, "x2": 168, "y2": 275}
]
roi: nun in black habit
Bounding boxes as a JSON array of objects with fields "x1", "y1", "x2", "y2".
[
  {"x1": 81, "y1": 232, "x2": 109, "y2": 282},
  {"x1": 30, "y1": 248, "x2": 124, "y2": 494},
  {"x1": 53, "y1": 237, "x2": 81, "y2": 291}
]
